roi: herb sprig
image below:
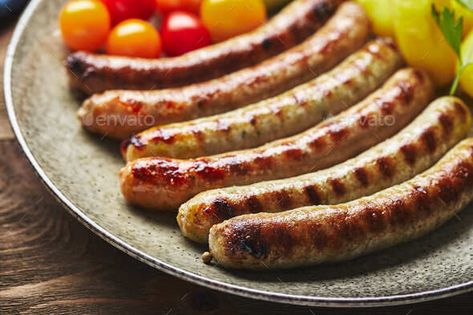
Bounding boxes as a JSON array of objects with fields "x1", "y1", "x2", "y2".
[{"x1": 432, "y1": 3, "x2": 472, "y2": 95}]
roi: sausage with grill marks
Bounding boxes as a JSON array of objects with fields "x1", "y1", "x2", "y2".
[
  {"x1": 178, "y1": 97, "x2": 472, "y2": 243},
  {"x1": 120, "y1": 68, "x2": 434, "y2": 211},
  {"x1": 124, "y1": 38, "x2": 402, "y2": 160},
  {"x1": 207, "y1": 137, "x2": 473, "y2": 269},
  {"x1": 68, "y1": 0, "x2": 345, "y2": 95},
  {"x1": 78, "y1": 2, "x2": 369, "y2": 139}
]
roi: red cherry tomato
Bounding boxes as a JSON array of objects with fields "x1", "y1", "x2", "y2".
[
  {"x1": 101, "y1": 0, "x2": 155, "y2": 24},
  {"x1": 161, "y1": 11, "x2": 211, "y2": 56},
  {"x1": 106, "y1": 19, "x2": 162, "y2": 58},
  {"x1": 155, "y1": 0, "x2": 202, "y2": 15}
]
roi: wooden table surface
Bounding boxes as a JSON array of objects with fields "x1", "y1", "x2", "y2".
[{"x1": 0, "y1": 20, "x2": 472, "y2": 315}]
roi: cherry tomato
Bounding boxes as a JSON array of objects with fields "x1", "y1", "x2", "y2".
[
  {"x1": 59, "y1": 0, "x2": 111, "y2": 52},
  {"x1": 101, "y1": 0, "x2": 156, "y2": 24},
  {"x1": 201, "y1": 0, "x2": 267, "y2": 42},
  {"x1": 106, "y1": 19, "x2": 162, "y2": 58},
  {"x1": 161, "y1": 11, "x2": 211, "y2": 56},
  {"x1": 155, "y1": 0, "x2": 202, "y2": 15}
]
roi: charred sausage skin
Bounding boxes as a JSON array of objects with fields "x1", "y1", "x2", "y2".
[
  {"x1": 208, "y1": 137, "x2": 473, "y2": 269},
  {"x1": 178, "y1": 97, "x2": 472, "y2": 243},
  {"x1": 124, "y1": 38, "x2": 402, "y2": 160},
  {"x1": 120, "y1": 68, "x2": 434, "y2": 211},
  {"x1": 79, "y1": 2, "x2": 369, "y2": 139},
  {"x1": 68, "y1": 0, "x2": 345, "y2": 95}
]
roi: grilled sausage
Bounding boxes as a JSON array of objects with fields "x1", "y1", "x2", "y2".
[
  {"x1": 124, "y1": 38, "x2": 402, "y2": 160},
  {"x1": 79, "y1": 2, "x2": 370, "y2": 139},
  {"x1": 178, "y1": 97, "x2": 472, "y2": 243},
  {"x1": 120, "y1": 68, "x2": 434, "y2": 211},
  {"x1": 207, "y1": 137, "x2": 473, "y2": 269},
  {"x1": 68, "y1": 0, "x2": 345, "y2": 95}
]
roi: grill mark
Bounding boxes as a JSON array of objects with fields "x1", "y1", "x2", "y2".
[
  {"x1": 354, "y1": 167, "x2": 369, "y2": 186},
  {"x1": 246, "y1": 196, "x2": 263, "y2": 213},
  {"x1": 275, "y1": 191, "x2": 292, "y2": 209},
  {"x1": 305, "y1": 185, "x2": 322, "y2": 204},
  {"x1": 380, "y1": 101, "x2": 394, "y2": 115},
  {"x1": 329, "y1": 126, "x2": 349, "y2": 143},
  {"x1": 309, "y1": 222, "x2": 328, "y2": 250},
  {"x1": 210, "y1": 198, "x2": 235, "y2": 220},
  {"x1": 376, "y1": 156, "x2": 395, "y2": 178},
  {"x1": 421, "y1": 129, "x2": 437, "y2": 153},
  {"x1": 362, "y1": 206, "x2": 386, "y2": 233},
  {"x1": 400, "y1": 80, "x2": 415, "y2": 104},
  {"x1": 285, "y1": 148, "x2": 304, "y2": 160},
  {"x1": 453, "y1": 101, "x2": 468, "y2": 122},
  {"x1": 329, "y1": 178, "x2": 346, "y2": 196},
  {"x1": 229, "y1": 223, "x2": 267, "y2": 259},
  {"x1": 438, "y1": 113, "x2": 454, "y2": 135},
  {"x1": 400, "y1": 144, "x2": 417, "y2": 165},
  {"x1": 309, "y1": 136, "x2": 326, "y2": 150},
  {"x1": 193, "y1": 161, "x2": 226, "y2": 181},
  {"x1": 229, "y1": 163, "x2": 249, "y2": 176}
]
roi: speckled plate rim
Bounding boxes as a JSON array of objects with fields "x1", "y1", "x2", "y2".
[{"x1": 4, "y1": 0, "x2": 473, "y2": 308}]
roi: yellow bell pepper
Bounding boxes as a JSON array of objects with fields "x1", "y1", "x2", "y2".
[
  {"x1": 394, "y1": 0, "x2": 456, "y2": 87},
  {"x1": 356, "y1": 0, "x2": 395, "y2": 37},
  {"x1": 460, "y1": 30, "x2": 473, "y2": 97}
]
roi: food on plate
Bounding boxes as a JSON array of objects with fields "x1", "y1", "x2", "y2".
[
  {"x1": 179, "y1": 97, "x2": 472, "y2": 243},
  {"x1": 201, "y1": 0, "x2": 267, "y2": 42},
  {"x1": 119, "y1": 68, "x2": 434, "y2": 211},
  {"x1": 79, "y1": 2, "x2": 369, "y2": 139},
  {"x1": 124, "y1": 38, "x2": 402, "y2": 160},
  {"x1": 101, "y1": 0, "x2": 156, "y2": 25},
  {"x1": 66, "y1": 0, "x2": 345, "y2": 94},
  {"x1": 155, "y1": 0, "x2": 203, "y2": 15},
  {"x1": 206, "y1": 138, "x2": 473, "y2": 269},
  {"x1": 160, "y1": 11, "x2": 211, "y2": 56},
  {"x1": 59, "y1": 0, "x2": 111, "y2": 52},
  {"x1": 106, "y1": 19, "x2": 162, "y2": 58}
]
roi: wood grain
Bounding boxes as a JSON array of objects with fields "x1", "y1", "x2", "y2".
[{"x1": 0, "y1": 19, "x2": 472, "y2": 315}]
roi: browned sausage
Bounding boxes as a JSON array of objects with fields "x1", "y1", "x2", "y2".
[
  {"x1": 178, "y1": 97, "x2": 472, "y2": 243},
  {"x1": 120, "y1": 68, "x2": 434, "y2": 210},
  {"x1": 68, "y1": 0, "x2": 345, "y2": 95},
  {"x1": 207, "y1": 137, "x2": 473, "y2": 269},
  {"x1": 123, "y1": 38, "x2": 402, "y2": 160},
  {"x1": 79, "y1": 2, "x2": 369, "y2": 139}
]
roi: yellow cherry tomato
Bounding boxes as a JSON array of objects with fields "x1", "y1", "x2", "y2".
[
  {"x1": 106, "y1": 19, "x2": 162, "y2": 58},
  {"x1": 201, "y1": 0, "x2": 267, "y2": 42},
  {"x1": 394, "y1": 0, "x2": 456, "y2": 87},
  {"x1": 356, "y1": 0, "x2": 395, "y2": 37},
  {"x1": 460, "y1": 31, "x2": 473, "y2": 97},
  {"x1": 59, "y1": 0, "x2": 111, "y2": 52}
]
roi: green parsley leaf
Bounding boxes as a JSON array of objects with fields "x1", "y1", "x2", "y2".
[{"x1": 432, "y1": 5, "x2": 464, "y2": 59}]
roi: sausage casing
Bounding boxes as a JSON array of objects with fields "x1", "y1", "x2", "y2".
[
  {"x1": 178, "y1": 97, "x2": 472, "y2": 243},
  {"x1": 208, "y1": 137, "x2": 473, "y2": 269},
  {"x1": 124, "y1": 38, "x2": 402, "y2": 160},
  {"x1": 68, "y1": 0, "x2": 344, "y2": 95},
  {"x1": 79, "y1": 2, "x2": 369, "y2": 139},
  {"x1": 120, "y1": 68, "x2": 434, "y2": 210}
]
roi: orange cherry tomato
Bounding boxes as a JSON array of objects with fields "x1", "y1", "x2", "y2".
[
  {"x1": 155, "y1": 0, "x2": 202, "y2": 15},
  {"x1": 59, "y1": 0, "x2": 111, "y2": 52},
  {"x1": 106, "y1": 19, "x2": 162, "y2": 58},
  {"x1": 201, "y1": 0, "x2": 267, "y2": 42}
]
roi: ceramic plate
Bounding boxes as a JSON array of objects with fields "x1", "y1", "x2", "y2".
[{"x1": 4, "y1": 0, "x2": 473, "y2": 307}]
